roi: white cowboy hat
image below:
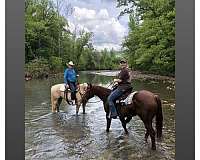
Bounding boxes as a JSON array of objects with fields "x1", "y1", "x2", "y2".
[{"x1": 67, "y1": 61, "x2": 74, "y2": 66}]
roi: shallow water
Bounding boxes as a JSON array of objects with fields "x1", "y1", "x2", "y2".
[{"x1": 25, "y1": 71, "x2": 175, "y2": 160}]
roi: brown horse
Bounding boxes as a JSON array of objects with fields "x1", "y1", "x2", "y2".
[{"x1": 82, "y1": 84, "x2": 163, "y2": 150}]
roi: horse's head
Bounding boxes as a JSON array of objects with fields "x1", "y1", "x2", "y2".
[
  {"x1": 80, "y1": 83, "x2": 94, "y2": 104},
  {"x1": 78, "y1": 83, "x2": 89, "y2": 95},
  {"x1": 84, "y1": 83, "x2": 95, "y2": 99},
  {"x1": 83, "y1": 83, "x2": 111, "y2": 102}
]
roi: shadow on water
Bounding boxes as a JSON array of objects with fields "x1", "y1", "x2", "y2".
[{"x1": 25, "y1": 71, "x2": 175, "y2": 160}]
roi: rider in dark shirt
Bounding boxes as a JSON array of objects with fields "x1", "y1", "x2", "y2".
[{"x1": 107, "y1": 59, "x2": 132, "y2": 119}]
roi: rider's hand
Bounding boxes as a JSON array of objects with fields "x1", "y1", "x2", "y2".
[
  {"x1": 65, "y1": 84, "x2": 69, "y2": 88},
  {"x1": 114, "y1": 79, "x2": 121, "y2": 82}
]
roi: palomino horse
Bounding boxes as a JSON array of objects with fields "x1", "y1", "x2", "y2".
[
  {"x1": 82, "y1": 84, "x2": 163, "y2": 150},
  {"x1": 51, "y1": 83, "x2": 88, "y2": 114}
]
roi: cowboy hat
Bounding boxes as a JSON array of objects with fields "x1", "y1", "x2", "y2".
[
  {"x1": 120, "y1": 58, "x2": 127, "y2": 63},
  {"x1": 67, "y1": 61, "x2": 74, "y2": 66}
]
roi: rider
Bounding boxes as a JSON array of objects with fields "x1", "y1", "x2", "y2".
[
  {"x1": 107, "y1": 58, "x2": 132, "y2": 119},
  {"x1": 64, "y1": 61, "x2": 78, "y2": 102}
]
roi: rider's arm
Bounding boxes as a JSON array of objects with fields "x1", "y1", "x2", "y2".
[{"x1": 64, "y1": 69, "x2": 68, "y2": 84}]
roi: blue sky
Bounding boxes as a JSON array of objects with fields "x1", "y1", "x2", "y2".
[{"x1": 63, "y1": 0, "x2": 129, "y2": 51}]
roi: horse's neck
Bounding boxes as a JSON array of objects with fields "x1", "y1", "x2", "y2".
[{"x1": 93, "y1": 86, "x2": 110, "y2": 102}]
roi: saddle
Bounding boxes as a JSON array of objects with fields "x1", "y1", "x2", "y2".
[
  {"x1": 64, "y1": 86, "x2": 77, "y2": 104},
  {"x1": 116, "y1": 90, "x2": 138, "y2": 105}
]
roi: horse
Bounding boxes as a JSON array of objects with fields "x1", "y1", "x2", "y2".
[
  {"x1": 51, "y1": 83, "x2": 88, "y2": 115},
  {"x1": 82, "y1": 84, "x2": 163, "y2": 150}
]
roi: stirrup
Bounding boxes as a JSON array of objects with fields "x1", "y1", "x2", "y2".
[{"x1": 107, "y1": 112, "x2": 118, "y2": 119}]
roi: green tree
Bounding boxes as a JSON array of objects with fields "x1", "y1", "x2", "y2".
[{"x1": 117, "y1": 0, "x2": 175, "y2": 76}]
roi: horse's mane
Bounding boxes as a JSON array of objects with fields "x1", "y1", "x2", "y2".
[
  {"x1": 91, "y1": 85, "x2": 111, "y2": 102},
  {"x1": 93, "y1": 85, "x2": 111, "y2": 93}
]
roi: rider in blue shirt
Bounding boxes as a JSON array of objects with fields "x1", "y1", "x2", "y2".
[{"x1": 64, "y1": 61, "x2": 78, "y2": 94}]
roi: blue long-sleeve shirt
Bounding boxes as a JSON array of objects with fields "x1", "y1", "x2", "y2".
[{"x1": 64, "y1": 68, "x2": 77, "y2": 83}]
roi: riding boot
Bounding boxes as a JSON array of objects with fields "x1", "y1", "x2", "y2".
[{"x1": 108, "y1": 104, "x2": 118, "y2": 119}]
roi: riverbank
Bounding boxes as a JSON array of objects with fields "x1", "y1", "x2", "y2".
[
  {"x1": 87, "y1": 70, "x2": 175, "y2": 81},
  {"x1": 130, "y1": 70, "x2": 175, "y2": 91},
  {"x1": 26, "y1": 70, "x2": 175, "y2": 91},
  {"x1": 86, "y1": 70, "x2": 175, "y2": 91}
]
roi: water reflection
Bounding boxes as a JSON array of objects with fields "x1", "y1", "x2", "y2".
[{"x1": 25, "y1": 71, "x2": 175, "y2": 160}]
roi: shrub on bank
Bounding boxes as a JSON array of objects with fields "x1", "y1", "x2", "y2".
[
  {"x1": 49, "y1": 56, "x2": 63, "y2": 73},
  {"x1": 25, "y1": 58, "x2": 50, "y2": 79}
]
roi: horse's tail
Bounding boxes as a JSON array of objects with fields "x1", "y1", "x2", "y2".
[{"x1": 155, "y1": 95, "x2": 163, "y2": 139}]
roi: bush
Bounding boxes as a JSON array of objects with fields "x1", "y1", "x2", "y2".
[
  {"x1": 25, "y1": 58, "x2": 50, "y2": 78},
  {"x1": 49, "y1": 56, "x2": 63, "y2": 73}
]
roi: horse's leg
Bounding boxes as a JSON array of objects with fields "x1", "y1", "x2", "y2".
[
  {"x1": 144, "y1": 121, "x2": 156, "y2": 150},
  {"x1": 51, "y1": 95, "x2": 56, "y2": 112},
  {"x1": 52, "y1": 99, "x2": 58, "y2": 112},
  {"x1": 145, "y1": 130, "x2": 149, "y2": 142},
  {"x1": 51, "y1": 101, "x2": 55, "y2": 112},
  {"x1": 119, "y1": 116, "x2": 128, "y2": 134},
  {"x1": 82, "y1": 104, "x2": 85, "y2": 114},
  {"x1": 141, "y1": 117, "x2": 149, "y2": 142},
  {"x1": 75, "y1": 97, "x2": 82, "y2": 115},
  {"x1": 106, "y1": 113, "x2": 112, "y2": 132},
  {"x1": 125, "y1": 116, "x2": 132, "y2": 124},
  {"x1": 56, "y1": 97, "x2": 62, "y2": 112},
  {"x1": 82, "y1": 96, "x2": 88, "y2": 114},
  {"x1": 76, "y1": 104, "x2": 80, "y2": 115}
]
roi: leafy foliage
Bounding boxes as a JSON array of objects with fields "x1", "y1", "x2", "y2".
[
  {"x1": 117, "y1": 0, "x2": 175, "y2": 76},
  {"x1": 25, "y1": 58, "x2": 50, "y2": 78}
]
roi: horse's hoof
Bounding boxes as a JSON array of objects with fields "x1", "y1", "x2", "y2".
[
  {"x1": 152, "y1": 146, "x2": 156, "y2": 150},
  {"x1": 106, "y1": 129, "x2": 109, "y2": 132},
  {"x1": 125, "y1": 131, "x2": 129, "y2": 135}
]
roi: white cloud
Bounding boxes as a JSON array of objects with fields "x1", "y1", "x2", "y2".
[
  {"x1": 97, "y1": 9, "x2": 109, "y2": 19},
  {"x1": 94, "y1": 43, "x2": 121, "y2": 51},
  {"x1": 69, "y1": 6, "x2": 127, "y2": 51},
  {"x1": 65, "y1": 21, "x2": 90, "y2": 34},
  {"x1": 73, "y1": 7, "x2": 96, "y2": 21}
]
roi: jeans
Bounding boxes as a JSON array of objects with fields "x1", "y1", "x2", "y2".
[
  {"x1": 107, "y1": 88, "x2": 123, "y2": 117},
  {"x1": 68, "y1": 82, "x2": 76, "y2": 93}
]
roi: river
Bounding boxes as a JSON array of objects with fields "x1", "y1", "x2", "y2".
[{"x1": 25, "y1": 71, "x2": 175, "y2": 160}]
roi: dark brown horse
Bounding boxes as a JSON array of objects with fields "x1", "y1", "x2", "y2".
[{"x1": 82, "y1": 84, "x2": 163, "y2": 150}]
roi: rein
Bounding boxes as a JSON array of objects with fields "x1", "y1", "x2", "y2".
[{"x1": 106, "y1": 81, "x2": 114, "y2": 89}]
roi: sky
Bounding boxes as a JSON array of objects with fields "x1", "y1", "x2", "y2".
[{"x1": 63, "y1": 0, "x2": 129, "y2": 51}]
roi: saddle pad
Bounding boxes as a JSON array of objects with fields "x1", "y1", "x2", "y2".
[
  {"x1": 116, "y1": 91, "x2": 138, "y2": 105},
  {"x1": 59, "y1": 84, "x2": 66, "y2": 92}
]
